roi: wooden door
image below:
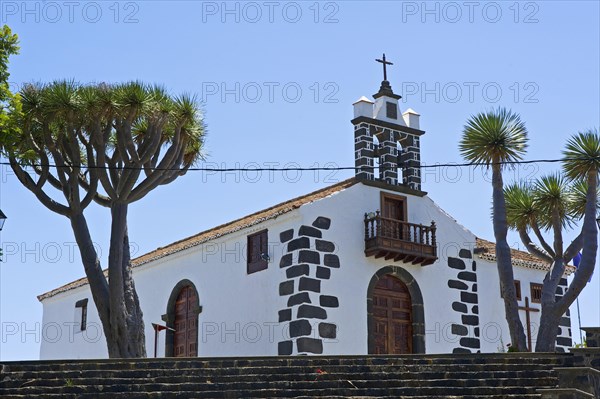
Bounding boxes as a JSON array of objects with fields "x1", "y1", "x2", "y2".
[
  {"x1": 381, "y1": 194, "x2": 406, "y2": 239},
  {"x1": 372, "y1": 275, "x2": 412, "y2": 354},
  {"x1": 382, "y1": 196, "x2": 405, "y2": 221},
  {"x1": 173, "y1": 286, "x2": 198, "y2": 357}
]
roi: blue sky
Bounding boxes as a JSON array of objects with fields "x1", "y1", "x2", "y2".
[{"x1": 1, "y1": 1, "x2": 599, "y2": 360}]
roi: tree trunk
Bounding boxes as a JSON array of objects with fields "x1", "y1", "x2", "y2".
[
  {"x1": 535, "y1": 305, "x2": 561, "y2": 352},
  {"x1": 106, "y1": 202, "x2": 147, "y2": 358},
  {"x1": 492, "y1": 162, "x2": 528, "y2": 351}
]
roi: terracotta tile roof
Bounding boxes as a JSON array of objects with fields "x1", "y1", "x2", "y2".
[
  {"x1": 38, "y1": 178, "x2": 359, "y2": 301},
  {"x1": 475, "y1": 237, "x2": 576, "y2": 275}
]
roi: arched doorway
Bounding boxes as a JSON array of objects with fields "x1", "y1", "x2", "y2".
[
  {"x1": 162, "y1": 280, "x2": 201, "y2": 357},
  {"x1": 372, "y1": 275, "x2": 412, "y2": 354},
  {"x1": 367, "y1": 266, "x2": 425, "y2": 354}
]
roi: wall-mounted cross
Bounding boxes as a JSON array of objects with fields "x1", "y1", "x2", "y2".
[
  {"x1": 518, "y1": 296, "x2": 540, "y2": 352},
  {"x1": 376, "y1": 53, "x2": 393, "y2": 81}
]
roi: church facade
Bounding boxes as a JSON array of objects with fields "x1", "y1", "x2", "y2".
[{"x1": 37, "y1": 71, "x2": 574, "y2": 360}]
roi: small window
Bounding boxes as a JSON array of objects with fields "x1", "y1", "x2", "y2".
[
  {"x1": 247, "y1": 230, "x2": 268, "y2": 274},
  {"x1": 501, "y1": 280, "x2": 521, "y2": 301},
  {"x1": 531, "y1": 283, "x2": 543, "y2": 303},
  {"x1": 75, "y1": 299, "x2": 88, "y2": 331},
  {"x1": 386, "y1": 102, "x2": 397, "y2": 119}
]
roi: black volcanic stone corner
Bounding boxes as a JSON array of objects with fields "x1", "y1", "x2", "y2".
[
  {"x1": 316, "y1": 267, "x2": 331, "y2": 279},
  {"x1": 280, "y1": 229, "x2": 294, "y2": 243},
  {"x1": 279, "y1": 280, "x2": 294, "y2": 296},
  {"x1": 287, "y1": 292, "x2": 311, "y2": 307},
  {"x1": 315, "y1": 240, "x2": 335, "y2": 252},
  {"x1": 319, "y1": 295, "x2": 339, "y2": 308},
  {"x1": 452, "y1": 324, "x2": 468, "y2": 336},
  {"x1": 278, "y1": 309, "x2": 292, "y2": 322},
  {"x1": 323, "y1": 254, "x2": 340, "y2": 268},
  {"x1": 462, "y1": 315, "x2": 479, "y2": 326},
  {"x1": 472, "y1": 261, "x2": 477, "y2": 272},
  {"x1": 448, "y1": 280, "x2": 468, "y2": 290},
  {"x1": 289, "y1": 319, "x2": 312, "y2": 338},
  {"x1": 312, "y1": 217, "x2": 331, "y2": 230},
  {"x1": 448, "y1": 257, "x2": 466, "y2": 270},
  {"x1": 461, "y1": 292, "x2": 478, "y2": 304},
  {"x1": 278, "y1": 340, "x2": 293, "y2": 355},
  {"x1": 299, "y1": 277, "x2": 321, "y2": 293},
  {"x1": 298, "y1": 250, "x2": 320, "y2": 264},
  {"x1": 299, "y1": 225, "x2": 322, "y2": 238},
  {"x1": 319, "y1": 323, "x2": 337, "y2": 339},
  {"x1": 460, "y1": 337, "x2": 480, "y2": 349},
  {"x1": 279, "y1": 254, "x2": 293, "y2": 268},
  {"x1": 286, "y1": 264, "x2": 310, "y2": 279},
  {"x1": 458, "y1": 271, "x2": 477, "y2": 282},
  {"x1": 459, "y1": 249, "x2": 472, "y2": 258},
  {"x1": 453, "y1": 348, "x2": 471, "y2": 354},
  {"x1": 297, "y1": 304, "x2": 327, "y2": 319},
  {"x1": 296, "y1": 337, "x2": 323, "y2": 354},
  {"x1": 452, "y1": 302, "x2": 468, "y2": 313},
  {"x1": 472, "y1": 305, "x2": 479, "y2": 314},
  {"x1": 288, "y1": 237, "x2": 311, "y2": 252}
]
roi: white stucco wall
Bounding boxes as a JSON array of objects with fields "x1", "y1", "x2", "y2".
[{"x1": 39, "y1": 181, "x2": 557, "y2": 359}]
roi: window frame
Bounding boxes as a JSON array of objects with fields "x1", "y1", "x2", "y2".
[
  {"x1": 500, "y1": 280, "x2": 522, "y2": 301},
  {"x1": 530, "y1": 282, "x2": 543, "y2": 303},
  {"x1": 247, "y1": 229, "x2": 268, "y2": 274}
]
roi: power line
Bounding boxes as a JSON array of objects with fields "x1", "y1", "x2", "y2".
[{"x1": 1, "y1": 157, "x2": 599, "y2": 172}]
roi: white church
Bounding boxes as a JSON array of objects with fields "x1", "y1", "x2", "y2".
[{"x1": 37, "y1": 63, "x2": 574, "y2": 359}]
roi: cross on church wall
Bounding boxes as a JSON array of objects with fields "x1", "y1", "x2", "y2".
[{"x1": 518, "y1": 296, "x2": 540, "y2": 352}]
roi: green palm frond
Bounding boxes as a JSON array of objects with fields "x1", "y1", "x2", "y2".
[
  {"x1": 19, "y1": 83, "x2": 44, "y2": 118},
  {"x1": 504, "y1": 182, "x2": 537, "y2": 229},
  {"x1": 562, "y1": 129, "x2": 600, "y2": 180},
  {"x1": 41, "y1": 80, "x2": 81, "y2": 122},
  {"x1": 114, "y1": 81, "x2": 151, "y2": 119},
  {"x1": 533, "y1": 174, "x2": 573, "y2": 229},
  {"x1": 459, "y1": 107, "x2": 528, "y2": 166},
  {"x1": 173, "y1": 93, "x2": 199, "y2": 125},
  {"x1": 568, "y1": 179, "x2": 600, "y2": 219}
]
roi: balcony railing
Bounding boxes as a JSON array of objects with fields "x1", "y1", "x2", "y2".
[{"x1": 364, "y1": 211, "x2": 437, "y2": 266}]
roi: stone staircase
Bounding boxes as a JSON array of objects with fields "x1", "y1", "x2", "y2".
[{"x1": 0, "y1": 353, "x2": 589, "y2": 398}]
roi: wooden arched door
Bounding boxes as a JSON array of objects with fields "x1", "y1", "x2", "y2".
[
  {"x1": 372, "y1": 274, "x2": 413, "y2": 354},
  {"x1": 173, "y1": 285, "x2": 198, "y2": 357}
]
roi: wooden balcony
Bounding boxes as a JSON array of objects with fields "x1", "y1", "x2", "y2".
[{"x1": 364, "y1": 212, "x2": 437, "y2": 266}]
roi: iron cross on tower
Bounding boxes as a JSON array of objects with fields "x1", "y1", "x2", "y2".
[{"x1": 376, "y1": 53, "x2": 393, "y2": 81}]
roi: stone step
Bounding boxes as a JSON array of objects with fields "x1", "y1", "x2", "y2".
[
  {"x1": 0, "y1": 353, "x2": 571, "y2": 372},
  {"x1": 0, "y1": 359, "x2": 569, "y2": 374},
  {"x1": 0, "y1": 383, "x2": 556, "y2": 397},
  {"x1": 538, "y1": 388, "x2": 595, "y2": 399},
  {"x1": 0, "y1": 368, "x2": 557, "y2": 387},
  {"x1": 0, "y1": 364, "x2": 553, "y2": 378},
  {"x1": 0, "y1": 354, "x2": 579, "y2": 398},
  {"x1": 0, "y1": 375, "x2": 558, "y2": 391},
  {"x1": 554, "y1": 366, "x2": 600, "y2": 395},
  {"x1": 0, "y1": 394, "x2": 546, "y2": 399}
]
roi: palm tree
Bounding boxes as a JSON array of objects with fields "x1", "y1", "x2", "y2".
[
  {"x1": 505, "y1": 173, "x2": 594, "y2": 351},
  {"x1": 459, "y1": 107, "x2": 529, "y2": 351},
  {"x1": 553, "y1": 130, "x2": 600, "y2": 347},
  {"x1": 4, "y1": 80, "x2": 206, "y2": 357}
]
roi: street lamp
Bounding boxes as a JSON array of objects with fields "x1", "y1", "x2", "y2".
[{"x1": 0, "y1": 210, "x2": 6, "y2": 231}]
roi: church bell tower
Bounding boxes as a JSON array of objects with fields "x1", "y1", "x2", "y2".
[{"x1": 352, "y1": 54, "x2": 425, "y2": 193}]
